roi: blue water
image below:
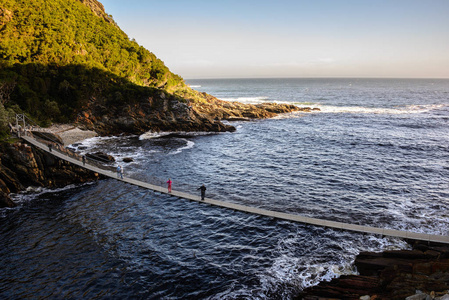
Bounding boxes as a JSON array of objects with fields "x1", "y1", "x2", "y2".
[{"x1": 1, "y1": 78, "x2": 449, "y2": 299}]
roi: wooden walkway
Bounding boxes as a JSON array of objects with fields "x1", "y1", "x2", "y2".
[{"x1": 21, "y1": 134, "x2": 449, "y2": 244}]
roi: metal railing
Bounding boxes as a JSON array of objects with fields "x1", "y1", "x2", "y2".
[{"x1": 13, "y1": 114, "x2": 209, "y2": 196}]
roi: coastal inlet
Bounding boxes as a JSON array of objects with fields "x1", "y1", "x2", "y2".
[{"x1": 1, "y1": 78, "x2": 449, "y2": 299}]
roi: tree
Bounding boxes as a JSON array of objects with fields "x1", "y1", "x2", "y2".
[
  {"x1": 0, "y1": 80, "x2": 16, "y2": 105},
  {"x1": 0, "y1": 103, "x2": 9, "y2": 137}
]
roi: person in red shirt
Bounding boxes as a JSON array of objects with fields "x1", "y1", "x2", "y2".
[{"x1": 167, "y1": 179, "x2": 172, "y2": 193}]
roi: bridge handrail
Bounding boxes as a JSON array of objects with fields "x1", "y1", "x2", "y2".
[
  {"x1": 11, "y1": 115, "x2": 123, "y2": 172},
  {"x1": 12, "y1": 114, "x2": 210, "y2": 194},
  {"x1": 16, "y1": 120, "x2": 449, "y2": 245}
]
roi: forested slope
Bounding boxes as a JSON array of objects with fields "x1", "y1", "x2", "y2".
[
  {"x1": 0, "y1": 0, "x2": 199, "y2": 131},
  {"x1": 0, "y1": 0, "x2": 304, "y2": 137}
]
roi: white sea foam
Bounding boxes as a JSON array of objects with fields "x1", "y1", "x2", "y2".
[
  {"x1": 220, "y1": 96, "x2": 270, "y2": 104},
  {"x1": 189, "y1": 85, "x2": 202, "y2": 88},
  {"x1": 271, "y1": 111, "x2": 313, "y2": 120},
  {"x1": 386, "y1": 194, "x2": 449, "y2": 235},
  {"x1": 170, "y1": 139, "x2": 195, "y2": 155},
  {"x1": 256, "y1": 231, "x2": 410, "y2": 295},
  {"x1": 139, "y1": 132, "x2": 196, "y2": 154},
  {"x1": 139, "y1": 131, "x2": 173, "y2": 140},
  {"x1": 307, "y1": 103, "x2": 447, "y2": 115},
  {"x1": 219, "y1": 97, "x2": 447, "y2": 116},
  {"x1": 139, "y1": 131, "x2": 219, "y2": 140},
  {"x1": 110, "y1": 147, "x2": 155, "y2": 165},
  {"x1": 72, "y1": 135, "x2": 123, "y2": 149},
  {"x1": 9, "y1": 182, "x2": 96, "y2": 205}
]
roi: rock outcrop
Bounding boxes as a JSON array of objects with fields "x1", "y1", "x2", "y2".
[
  {"x1": 76, "y1": 91, "x2": 236, "y2": 135},
  {"x1": 86, "y1": 151, "x2": 115, "y2": 163},
  {"x1": 193, "y1": 92, "x2": 319, "y2": 121},
  {"x1": 0, "y1": 140, "x2": 101, "y2": 208},
  {"x1": 75, "y1": 90, "x2": 317, "y2": 136},
  {"x1": 298, "y1": 242, "x2": 449, "y2": 300},
  {"x1": 77, "y1": 0, "x2": 115, "y2": 24}
]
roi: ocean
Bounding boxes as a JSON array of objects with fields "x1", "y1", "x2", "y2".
[{"x1": 1, "y1": 78, "x2": 449, "y2": 299}]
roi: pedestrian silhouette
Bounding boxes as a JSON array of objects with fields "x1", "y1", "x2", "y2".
[
  {"x1": 117, "y1": 165, "x2": 123, "y2": 179},
  {"x1": 198, "y1": 184, "x2": 206, "y2": 200}
]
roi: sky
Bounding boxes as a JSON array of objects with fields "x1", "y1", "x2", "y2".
[{"x1": 99, "y1": 0, "x2": 449, "y2": 79}]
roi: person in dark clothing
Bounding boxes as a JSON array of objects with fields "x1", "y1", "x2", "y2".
[
  {"x1": 82, "y1": 155, "x2": 86, "y2": 165},
  {"x1": 48, "y1": 143, "x2": 52, "y2": 152},
  {"x1": 198, "y1": 184, "x2": 206, "y2": 200}
]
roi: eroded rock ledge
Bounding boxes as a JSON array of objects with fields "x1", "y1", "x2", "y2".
[
  {"x1": 297, "y1": 241, "x2": 449, "y2": 300},
  {"x1": 193, "y1": 93, "x2": 319, "y2": 121},
  {"x1": 75, "y1": 91, "x2": 318, "y2": 136},
  {"x1": 0, "y1": 141, "x2": 101, "y2": 208}
]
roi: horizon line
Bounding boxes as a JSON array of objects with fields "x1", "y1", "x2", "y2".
[{"x1": 184, "y1": 76, "x2": 449, "y2": 80}]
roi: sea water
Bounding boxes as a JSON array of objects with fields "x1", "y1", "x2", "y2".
[{"x1": 1, "y1": 78, "x2": 449, "y2": 299}]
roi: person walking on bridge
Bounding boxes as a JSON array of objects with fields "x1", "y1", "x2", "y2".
[
  {"x1": 117, "y1": 165, "x2": 123, "y2": 179},
  {"x1": 198, "y1": 184, "x2": 206, "y2": 201},
  {"x1": 167, "y1": 179, "x2": 172, "y2": 193}
]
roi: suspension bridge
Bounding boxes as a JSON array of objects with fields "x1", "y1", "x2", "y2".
[{"x1": 13, "y1": 114, "x2": 449, "y2": 244}]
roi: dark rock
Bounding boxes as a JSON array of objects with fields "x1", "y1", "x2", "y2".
[
  {"x1": 0, "y1": 163, "x2": 22, "y2": 193},
  {"x1": 382, "y1": 249, "x2": 429, "y2": 259},
  {"x1": 0, "y1": 141, "x2": 102, "y2": 206},
  {"x1": 122, "y1": 157, "x2": 133, "y2": 163},
  {"x1": 0, "y1": 190, "x2": 16, "y2": 208},
  {"x1": 74, "y1": 88, "x2": 314, "y2": 136},
  {"x1": 31, "y1": 131, "x2": 64, "y2": 145},
  {"x1": 298, "y1": 242, "x2": 449, "y2": 300},
  {"x1": 86, "y1": 151, "x2": 115, "y2": 163}
]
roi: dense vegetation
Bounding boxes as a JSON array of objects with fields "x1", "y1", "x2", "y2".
[{"x1": 0, "y1": 0, "x2": 200, "y2": 136}]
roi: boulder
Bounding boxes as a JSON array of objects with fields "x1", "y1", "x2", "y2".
[{"x1": 86, "y1": 151, "x2": 115, "y2": 163}]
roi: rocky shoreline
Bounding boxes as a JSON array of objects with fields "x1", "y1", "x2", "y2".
[
  {"x1": 0, "y1": 99, "x2": 312, "y2": 209},
  {"x1": 45, "y1": 124, "x2": 98, "y2": 146},
  {"x1": 75, "y1": 89, "x2": 317, "y2": 136},
  {"x1": 0, "y1": 138, "x2": 102, "y2": 208},
  {"x1": 298, "y1": 241, "x2": 449, "y2": 300},
  {"x1": 193, "y1": 93, "x2": 319, "y2": 121},
  {"x1": 5, "y1": 99, "x2": 446, "y2": 299}
]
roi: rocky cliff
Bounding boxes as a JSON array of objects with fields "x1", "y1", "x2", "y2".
[
  {"x1": 1, "y1": 0, "x2": 316, "y2": 137},
  {"x1": 74, "y1": 87, "x2": 314, "y2": 135},
  {"x1": 0, "y1": 140, "x2": 101, "y2": 208},
  {"x1": 75, "y1": 90, "x2": 236, "y2": 135},
  {"x1": 193, "y1": 92, "x2": 319, "y2": 121}
]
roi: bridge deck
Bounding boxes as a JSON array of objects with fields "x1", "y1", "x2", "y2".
[{"x1": 21, "y1": 135, "x2": 449, "y2": 244}]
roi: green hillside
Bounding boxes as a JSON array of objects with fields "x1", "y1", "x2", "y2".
[{"x1": 0, "y1": 0, "x2": 199, "y2": 135}]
